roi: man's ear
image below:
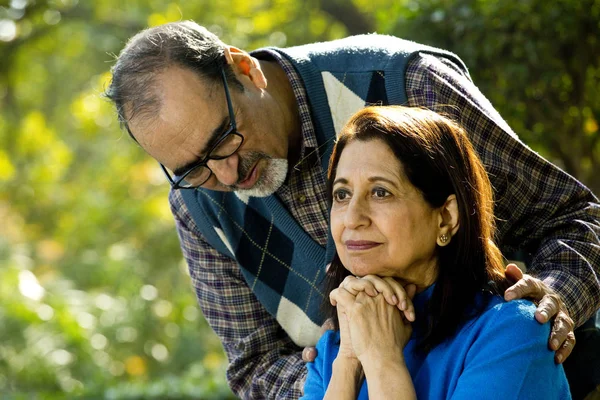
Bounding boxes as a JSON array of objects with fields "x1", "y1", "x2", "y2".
[
  {"x1": 437, "y1": 194, "x2": 460, "y2": 246},
  {"x1": 223, "y1": 46, "x2": 267, "y2": 89}
]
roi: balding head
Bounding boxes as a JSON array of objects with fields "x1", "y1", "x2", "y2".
[{"x1": 104, "y1": 21, "x2": 240, "y2": 139}]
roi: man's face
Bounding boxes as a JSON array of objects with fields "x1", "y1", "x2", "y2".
[{"x1": 128, "y1": 66, "x2": 289, "y2": 196}]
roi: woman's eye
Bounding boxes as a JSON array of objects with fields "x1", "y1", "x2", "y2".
[
  {"x1": 373, "y1": 187, "x2": 390, "y2": 198},
  {"x1": 333, "y1": 189, "x2": 350, "y2": 202}
]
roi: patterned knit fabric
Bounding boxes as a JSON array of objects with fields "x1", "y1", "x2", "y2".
[
  {"x1": 170, "y1": 36, "x2": 600, "y2": 399},
  {"x1": 172, "y1": 51, "x2": 328, "y2": 399}
]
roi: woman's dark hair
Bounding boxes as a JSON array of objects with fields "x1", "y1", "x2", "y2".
[{"x1": 324, "y1": 105, "x2": 509, "y2": 351}]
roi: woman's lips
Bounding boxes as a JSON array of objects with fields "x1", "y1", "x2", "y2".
[{"x1": 344, "y1": 240, "x2": 381, "y2": 251}]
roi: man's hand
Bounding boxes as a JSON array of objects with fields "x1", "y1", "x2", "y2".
[
  {"x1": 302, "y1": 318, "x2": 335, "y2": 362},
  {"x1": 302, "y1": 347, "x2": 317, "y2": 363},
  {"x1": 504, "y1": 264, "x2": 576, "y2": 364}
]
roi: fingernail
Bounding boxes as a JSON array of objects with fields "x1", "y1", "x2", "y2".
[
  {"x1": 539, "y1": 311, "x2": 548, "y2": 321},
  {"x1": 552, "y1": 339, "x2": 559, "y2": 350},
  {"x1": 505, "y1": 292, "x2": 515, "y2": 301},
  {"x1": 401, "y1": 300, "x2": 407, "y2": 310},
  {"x1": 410, "y1": 311, "x2": 415, "y2": 321},
  {"x1": 392, "y1": 295, "x2": 398, "y2": 304},
  {"x1": 556, "y1": 354, "x2": 563, "y2": 363},
  {"x1": 302, "y1": 348, "x2": 310, "y2": 360}
]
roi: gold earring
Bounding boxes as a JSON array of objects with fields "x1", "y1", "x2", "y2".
[{"x1": 440, "y1": 234, "x2": 449, "y2": 243}]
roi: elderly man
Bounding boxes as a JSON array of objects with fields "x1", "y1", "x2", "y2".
[{"x1": 106, "y1": 21, "x2": 600, "y2": 399}]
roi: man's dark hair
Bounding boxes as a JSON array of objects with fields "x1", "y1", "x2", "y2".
[{"x1": 104, "y1": 21, "x2": 241, "y2": 137}]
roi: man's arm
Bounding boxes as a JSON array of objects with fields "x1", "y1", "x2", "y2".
[
  {"x1": 169, "y1": 189, "x2": 307, "y2": 399},
  {"x1": 405, "y1": 53, "x2": 600, "y2": 327}
]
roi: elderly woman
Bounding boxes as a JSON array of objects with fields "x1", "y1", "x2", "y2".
[{"x1": 302, "y1": 106, "x2": 570, "y2": 399}]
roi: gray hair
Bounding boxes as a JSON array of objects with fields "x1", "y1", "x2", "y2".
[{"x1": 104, "y1": 21, "x2": 240, "y2": 138}]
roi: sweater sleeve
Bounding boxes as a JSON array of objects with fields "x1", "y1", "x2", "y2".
[{"x1": 450, "y1": 300, "x2": 571, "y2": 399}]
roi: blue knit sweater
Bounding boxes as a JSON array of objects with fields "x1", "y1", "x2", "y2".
[
  {"x1": 180, "y1": 35, "x2": 468, "y2": 347},
  {"x1": 302, "y1": 286, "x2": 571, "y2": 399}
]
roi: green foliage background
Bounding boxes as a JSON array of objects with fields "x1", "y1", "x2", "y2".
[{"x1": 1, "y1": 0, "x2": 598, "y2": 398}]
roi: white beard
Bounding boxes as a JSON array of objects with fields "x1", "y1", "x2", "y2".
[{"x1": 234, "y1": 158, "x2": 288, "y2": 198}]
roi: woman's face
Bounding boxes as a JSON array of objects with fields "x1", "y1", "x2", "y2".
[{"x1": 330, "y1": 139, "x2": 441, "y2": 287}]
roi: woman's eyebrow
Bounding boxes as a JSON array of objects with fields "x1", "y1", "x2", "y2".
[
  {"x1": 367, "y1": 176, "x2": 398, "y2": 186},
  {"x1": 332, "y1": 177, "x2": 348, "y2": 186},
  {"x1": 333, "y1": 176, "x2": 398, "y2": 186}
]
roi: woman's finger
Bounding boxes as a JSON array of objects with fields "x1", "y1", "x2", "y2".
[
  {"x1": 360, "y1": 275, "x2": 414, "y2": 321},
  {"x1": 341, "y1": 275, "x2": 378, "y2": 297},
  {"x1": 380, "y1": 277, "x2": 416, "y2": 321},
  {"x1": 358, "y1": 275, "x2": 401, "y2": 306},
  {"x1": 399, "y1": 283, "x2": 417, "y2": 321},
  {"x1": 381, "y1": 277, "x2": 411, "y2": 309},
  {"x1": 337, "y1": 275, "x2": 417, "y2": 321},
  {"x1": 329, "y1": 288, "x2": 339, "y2": 306},
  {"x1": 339, "y1": 275, "x2": 357, "y2": 289},
  {"x1": 330, "y1": 287, "x2": 358, "y2": 309}
]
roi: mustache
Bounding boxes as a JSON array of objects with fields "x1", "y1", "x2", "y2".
[{"x1": 217, "y1": 151, "x2": 270, "y2": 191}]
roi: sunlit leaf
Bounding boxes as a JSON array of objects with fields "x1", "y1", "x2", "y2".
[
  {"x1": 125, "y1": 355, "x2": 147, "y2": 376},
  {"x1": 0, "y1": 149, "x2": 15, "y2": 181},
  {"x1": 585, "y1": 117, "x2": 598, "y2": 136}
]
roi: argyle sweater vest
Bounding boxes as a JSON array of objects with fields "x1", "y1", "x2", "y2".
[{"x1": 180, "y1": 34, "x2": 468, "y2": 347}]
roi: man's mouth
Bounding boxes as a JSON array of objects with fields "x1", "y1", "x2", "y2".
[{"x1": 236, "y1": 160, "x2": 261, "y2": 189}]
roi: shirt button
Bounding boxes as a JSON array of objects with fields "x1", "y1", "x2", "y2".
[{"x1": 298, "y1": 195, "x2": 307, "y2": 203}]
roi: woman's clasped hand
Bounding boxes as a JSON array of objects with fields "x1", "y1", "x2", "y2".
[{"x1": 329, "y1": 275, "x2": 416, "y2": 362}]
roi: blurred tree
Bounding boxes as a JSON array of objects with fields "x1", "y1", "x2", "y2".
[
  {"x1": 0, "y1": 0, "x2": 597, "y2": 398},
  {"x1": 0, "y1": 0, "x2": 346, "y2": 397},
  {"x1": 380, "y1": 0, "x2": 600, "y2": 193}
]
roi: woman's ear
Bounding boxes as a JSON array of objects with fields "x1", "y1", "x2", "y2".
[
  {"x1": 437, "y1": 194, "x2": 460, "y2": 246},
  {"x1": 223, "y1": 46, "x2": 267, "y2": 89}
]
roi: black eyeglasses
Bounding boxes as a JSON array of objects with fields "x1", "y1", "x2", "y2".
[{"x1": 160, "y1": 68, "x2": 244, "y2": 189}]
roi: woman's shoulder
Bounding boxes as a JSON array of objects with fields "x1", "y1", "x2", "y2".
[
  {"x1": 482, "y1": 294, "x2": 537, "y2": 319},
  {"x1": 471, "y1": 294, "x2": 550, "y2": 339},
  {"x1": 441, "y1": 295, "x2": 570, "y2": 400}
]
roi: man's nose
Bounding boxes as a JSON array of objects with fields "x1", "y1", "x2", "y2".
[{"x1": 207, "y1": 154, "x2": 240, "y2": 186}]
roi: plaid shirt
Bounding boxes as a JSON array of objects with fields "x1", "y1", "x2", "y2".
[{"x1": 169, "y1": 52, "x2": 600, "y2": 399}]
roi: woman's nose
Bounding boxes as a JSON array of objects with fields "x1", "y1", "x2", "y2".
[
  {"x1": 344, "y1": 197, "x2": 370, "y2": 229},
  {"x1": 207, "y1": 154, "x2": 240, "y2": 186}
]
